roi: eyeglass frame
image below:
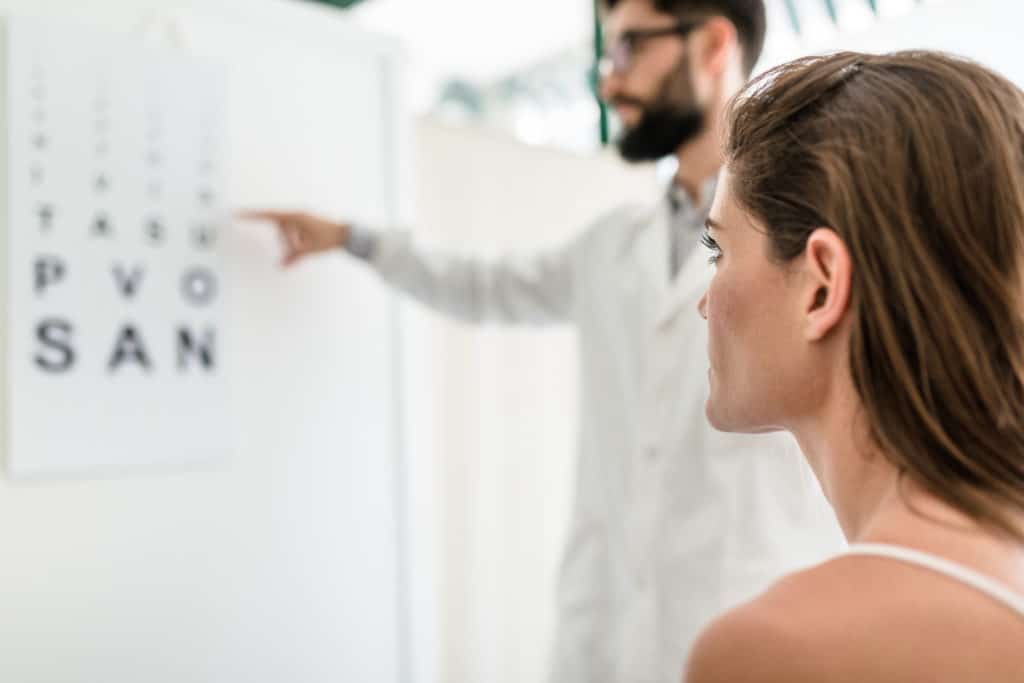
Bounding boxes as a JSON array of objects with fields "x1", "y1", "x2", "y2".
[{"x1": 597, "y1": 20, "x2": 706, "y2": 78}]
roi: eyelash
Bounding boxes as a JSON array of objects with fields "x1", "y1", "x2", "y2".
[{"x1": 700, "y1": 229, "x2": 722, "y2": 265}]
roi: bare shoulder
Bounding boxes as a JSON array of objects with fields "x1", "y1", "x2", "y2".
[
  {"x1": 683, "y1": 560, "x2": 875, "y2": 683},
  {"x1": 684, "y1": 607, "x2": 797, "y2": 683},
  {"x1": 683, "y1": 573, "x2": 822, "y2": 682},
  {"x1": 686, "y1": 551, "x2": 1024, "y2": 683}
]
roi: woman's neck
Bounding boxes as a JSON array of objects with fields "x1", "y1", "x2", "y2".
[
  {"x1": 793, "y1": 385, "x2": 1022, "y2": 560},
  {"x1": 790, "y1": 367, "x2": 1024, "y2": 591},
  {"x1": 790, "y1": 374, "x2": 895, "y2": 540},
  {"x1": 795, "y1": 420, "x2": 897, "y2": 541}
]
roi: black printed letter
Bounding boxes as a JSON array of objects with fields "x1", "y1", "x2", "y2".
[
  {"x1": 35, "y1": 318, "x2": 75, "y2": 372},
  {"x1": 181, "y1": 267, "x2": 217, "y2": 307},
  {"x1": 108, "y1": 324, "x2": 152, "y2": 372},
  {"x1": 34, "y1": 256, "x2": 66, "y2": 295},
  {"x1": 177, "y1": 327, "x2": 216, "y2": 371},
  {"x1": 111, "y1": 263, "x2": 146, "y2": 299}
]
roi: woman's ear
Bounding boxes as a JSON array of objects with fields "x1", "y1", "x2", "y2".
[{"x1": 801, "y1": 228, "x2": 853, "y2": 341}]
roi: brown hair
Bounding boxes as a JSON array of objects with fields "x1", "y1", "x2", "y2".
[
  {"x1": 725, "y1": 51, "x2": 1024, "y2": 542},
  {"x1": 603, "y1": 0, "x2": 766, "y2": 76}
]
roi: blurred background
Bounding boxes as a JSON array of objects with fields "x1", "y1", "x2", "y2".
[{"x1": 0, "y1": 1, "x2": 1019, "y2": 682}]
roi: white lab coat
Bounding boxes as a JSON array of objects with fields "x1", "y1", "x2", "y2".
[{"x1": 366, "y1": 191, "x2": 845, "y2": 683}]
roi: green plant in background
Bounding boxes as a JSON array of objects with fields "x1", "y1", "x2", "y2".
[{"x1": 593, "y1": 0, "x2": 610, "y2": 145}]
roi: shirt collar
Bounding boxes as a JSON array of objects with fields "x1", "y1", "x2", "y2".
[{"x1": 666, "y1": 175, "x2": 718, "y2": 216}]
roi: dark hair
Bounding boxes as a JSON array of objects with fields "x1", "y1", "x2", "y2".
[
  {"x1": 725, "y1": 51, "x2": 1024, "y2": 542},
  {"x1": 603, "y1": 0, "x2": 766, "y2": 75}
]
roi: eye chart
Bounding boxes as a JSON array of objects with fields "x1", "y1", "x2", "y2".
[{"x1": 5, "y1": 16, "x2": 228, "y2": 477}]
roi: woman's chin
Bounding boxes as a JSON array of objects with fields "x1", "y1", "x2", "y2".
[{"x1": 704, "y1": 396, "x2": 728, "y2": 432}]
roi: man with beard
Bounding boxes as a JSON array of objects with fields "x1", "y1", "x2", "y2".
[{"x1": 244, "y1": 1, "x2": 843, "y2": 681}]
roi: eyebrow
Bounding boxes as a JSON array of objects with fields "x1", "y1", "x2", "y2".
[{"x1": 704, "y1": 217, "x2": 725, "y2": 232}]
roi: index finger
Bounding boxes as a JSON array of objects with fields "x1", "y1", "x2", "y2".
[{"x1": 238, "y1": 209, "x2": 295, "y2": 223}]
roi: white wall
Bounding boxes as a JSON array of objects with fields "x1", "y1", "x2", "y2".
[
  {"x1": 350, "y1": 0, "x2": 592, "y2": 111},
  {"x1": 409, "y1": 119, "x2": 655, "y2": 683},
  {"x1": 844, "y1": 0, "x2": 1024, "y2": 85},
  {"x1": 763, "y1": 0, "x2": 1024, "y2": 84},
  {"x1": 0, "y1": 2, "x2": 417, "y2": 682}
]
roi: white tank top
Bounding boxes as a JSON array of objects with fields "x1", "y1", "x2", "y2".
[{"x1": 846, "y1": 542, "x2": 1024, "y2": 618}]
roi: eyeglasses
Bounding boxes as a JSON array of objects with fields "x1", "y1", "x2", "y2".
[{"x1": 598, "y1": 20, "x2": 705, "y2": 78}]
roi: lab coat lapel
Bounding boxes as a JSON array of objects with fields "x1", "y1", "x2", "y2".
[
  {"x1": 654, "y1": 239, "x2": 712, "y2": 330},
  {"x1": 652, "y1": 175, "x2": 717, "y2": 329},
  {"x1": 619, "y1": 202, "x2": 669, "y2": 313}
]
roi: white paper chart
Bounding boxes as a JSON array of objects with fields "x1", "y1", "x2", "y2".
[{"x1": 5, "y1": 17, "x2": 228, "y2": 477}]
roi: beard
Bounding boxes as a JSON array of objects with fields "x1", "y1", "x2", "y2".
[
  {"x1": 616, "y1": 107, "x2": 704, "y2": 162},
  {"x1": 613, "y1": 57, "x2": 706, "y2": 162}
]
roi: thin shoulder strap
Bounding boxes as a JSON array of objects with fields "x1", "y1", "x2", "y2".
[{"x1": 846, "y1": 542, "x2": 1024, "y2": 618}]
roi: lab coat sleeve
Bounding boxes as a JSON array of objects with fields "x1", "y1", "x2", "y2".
[
  {"x1": 363, "y1": 229, "x2": 580, "y2": 325},
  {"x1": 547, "y1": 438, "x2": 613, "y2": 683}
]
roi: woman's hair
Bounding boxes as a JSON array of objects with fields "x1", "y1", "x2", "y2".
[{"x1": 724, "y1": 50, "x2": 1024, "y2": 542}]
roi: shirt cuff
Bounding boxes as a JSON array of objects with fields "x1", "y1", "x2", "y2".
[{"x1": 344, "y1": 223, "x2": 379, "y2": 261}]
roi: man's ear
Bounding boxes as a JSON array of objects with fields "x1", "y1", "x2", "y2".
[
  {"x1": 696, "y1": 16, "x2": 737, "y2": 77},
  {"x1": 800, "y1": 228, "x2": 853, "y2": 342}
]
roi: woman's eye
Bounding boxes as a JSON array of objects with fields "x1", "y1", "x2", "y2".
[{"x1": 700, "y1": 229, "x2": 722, "y2": 265}]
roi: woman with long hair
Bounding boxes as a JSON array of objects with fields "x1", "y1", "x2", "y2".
[{"x1": 686, "y1": 51, "x2": 1024, "y2": 681}]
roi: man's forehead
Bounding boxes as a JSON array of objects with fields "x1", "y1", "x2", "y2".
[{"x1": 604, "y1": 0, "x2": 676, "y2": 33}]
